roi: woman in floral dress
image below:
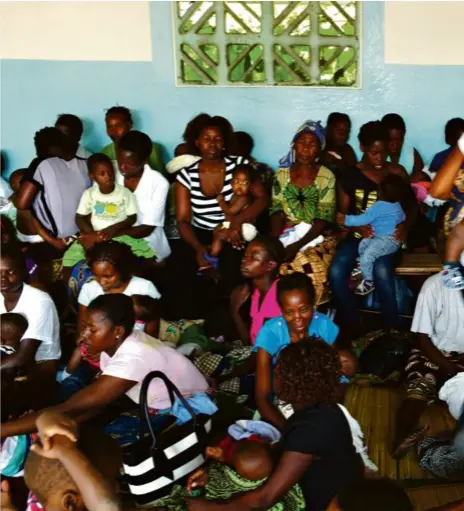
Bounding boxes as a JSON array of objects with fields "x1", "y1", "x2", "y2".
[{"x1": 270, "y1": 120, "x2": 337, "y2": 303}]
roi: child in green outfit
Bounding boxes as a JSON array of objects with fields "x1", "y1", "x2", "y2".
[{"x1": 62, "y1": 153, "x2": 154, "y2": 268}]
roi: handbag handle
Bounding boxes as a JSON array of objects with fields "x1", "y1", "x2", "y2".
[{"x1": 139, "y1": 371, "x2": 198, "y2": 444}]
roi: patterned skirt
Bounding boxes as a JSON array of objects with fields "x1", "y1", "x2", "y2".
[{"x1": 279, "y1": 235, "x2": 338, "y2": 305}]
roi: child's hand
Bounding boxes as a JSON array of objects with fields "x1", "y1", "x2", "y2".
[
  {"x1": 0, "y1": 480, "x2": 17, "y2": 511},
  {"x1": 394, "y1": 222, "x2": 407, "y2": 243},
  {"x1": 35, "y1": 411, "x2": 78, "y2": 451},
  {"x1": 216, "y1": 194, "x2": 224, "y2": 203},
  {"x1": 336, "y1": 213, "x2": 346, "y2": 225},
  {"x1": 187, "y1": 467, "x2": 209, "y2": 493}
]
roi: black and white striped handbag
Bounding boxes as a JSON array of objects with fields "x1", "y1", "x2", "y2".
[{"x1": 122, "y1": 371, "x2": 212, "y2": 506}]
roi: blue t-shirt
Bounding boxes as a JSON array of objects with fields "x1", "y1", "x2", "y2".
[
  {"x1": 344, "y1": 200, "x2": 405, "y2": 237},
  {"x1": 430, "y1": 147, "x2": 464, "y2": 172},
  {"x1": 253, "y1": 312, "x2": 339, "y2": 364}
]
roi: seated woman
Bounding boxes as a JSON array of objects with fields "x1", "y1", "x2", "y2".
[
  {"x1": 329, "y1": 121, "x2": 411, "y2": 338},
  {"x1": 254, "y1": 273, "x2": 356, "y2": 430},
  {"x1": 429, "y1": 117, "x2": 464, "y2": 173},
  {"x1": 1, "y1": 294, "x2": 213, "y2": 444},
  {"x1": 271, "y1": 120, "x2": 337, "y2": 304},
  {"x1": 172, "y1": 114, "x2": 268, "y2": 317},
  {"x1": 391, "y1": 270, "x2": 464, "y2": 459},
  {"x1": 186, "y1": 340, "x2": 364, "y2": 511},
  {"x1": 319, "y1": 112, "x2": 357, "y2": 176},
  {"x1": 0, "y1": 245, "x2": 61, "y2": 411},
  {"x1": 381, "y1": 113, "x2": 427, "y2": 182}
]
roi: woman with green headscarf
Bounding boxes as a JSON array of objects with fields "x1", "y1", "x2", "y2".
[{"x1": 271, "y1": 120, "x2": 337, "y2": 304}]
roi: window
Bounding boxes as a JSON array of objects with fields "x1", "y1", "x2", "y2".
[{"x1": 173, "y1": 1, "x2": 361, "y2": 87}]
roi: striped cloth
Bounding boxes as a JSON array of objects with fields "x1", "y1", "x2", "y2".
[{"x1": 176, "y1": 155, "x2": 248, "y2": 230}]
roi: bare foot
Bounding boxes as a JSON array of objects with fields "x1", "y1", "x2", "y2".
[{"x1": 392, "y1": 425, "x2": 430, "y2": 460}]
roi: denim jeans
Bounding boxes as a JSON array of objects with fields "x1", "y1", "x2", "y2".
[
  {"x1": 54, "y1": 361, "x2": 98, "y2": 404},
  {"x1": 359, "y1": 235, "x2": 401, "y2": 281},
  {"x1": 328, "y1": 238, "x2": 401, "y2": 328}
]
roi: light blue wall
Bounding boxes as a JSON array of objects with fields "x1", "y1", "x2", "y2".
[{"x1": 1, "y1": 1, "x2": 464, "y2": 176}]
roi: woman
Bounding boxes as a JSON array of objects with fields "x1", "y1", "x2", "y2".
[
  {"x1": 253, "y1": 273, "x2": 340, "y2": 429},
  {"x1": 271, "y1": 120, "x2": 337, "y2": 304},
  {"x1": 382, "y1": 113, "x2": 426, "y2": 183},
  {"x1": 186, "y1": 340, "x2": 364, "y2": 511},
  {"x1": 231, "y1": 235, "x2": 285, "y2": 345},
  {"x1": 0, "y1": 245, "x2": 61, "y2": 411},
  {"x1": 329, "y1": 121, "x2": 411, "y2": 336},
  {"x1": 1, "y1": 294, "x2": 212, "y2": 442},
  {"x1": 172, "y1": 115, "x2": 268, "y2": 317}
]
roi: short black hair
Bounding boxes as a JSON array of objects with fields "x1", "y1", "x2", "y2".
[
  {"x1": 55, "y1": 114, "x2": 84, "y2": 141},
  {"x1": 118, "y1": 130, "x2": 152, "y2": 162},
  {"x1": 105, "y1": 106, "x2": 132, "y2": 124},
  {"x1": 1, "y1": 243, "x2": 26, "y2": 273},
  {"x1": 445, "y1": 117, "x2": 464, "y2": 145},
  {"x1": 336, "y1": 478, "x2": 413, "y2": 511},
  {"x1": 232, "y1": 163, "x2": 257, "y2": 182},
  {"x1": 33, "y1": 127, "x2": 66, "y2": 159},
  {"x1": 87, "y1": 153, "x2": 113, "y2": 174},
  {"x1": 184, "y1": 113, "x2": 234, "y2": 154},
  {"x1": 382, "y1": 113, "x2": 406, "y2": 133},
  {"x1": 358, "y1": 121, "x2": 389, "y2": 147},
  {"x1": 231, "y1": 131, "x2": 254, "y2": 157},
  {"x1": 277, "y1": 272, "x2": 316, "y2": 307},
  {"x1": 251, "y1": 235, "x2": 285, "y2": 268},
  {"x1": 87, "y1": 294, "x2": 136, "y2": 335},
  {"x1": 327, "y1": 112, "x2": 351, "y2": 127},
  {"x1": 378, "y1": 174, "x2": 408, "y2": 203},
  {"x1": 1, "y1": 313, "x2": 28, "y2": 336},
  {"x1": 87, "y1": 240, "x2": 135, "y2": 281}
]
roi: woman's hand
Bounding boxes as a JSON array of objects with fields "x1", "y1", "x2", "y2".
[
  {"x1": 31, "y1": 434, "x2": 76, "y2": 460},
  {"x1": 79, "y1": 232, "x2": 103, "y2": 251},
  {"x1": 187, "y1": 467, "x2": 209, "y2": 493},
  {"x1": 394, "y1": 222, "x2": 407, "y2": 243},
  {"x1": 230, "y1": 283, "x2": 251, "y2": 312},
  {"x1": 359, "y1": 225, "x2": 374, "y2": 239},
  {"x1": 35, "y1": 411, "x2": 79, "y2": 451}
]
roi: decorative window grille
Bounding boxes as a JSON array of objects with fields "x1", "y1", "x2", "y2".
[{"x1": 173, "y1": 1, "x2": 361, "y2": 87}]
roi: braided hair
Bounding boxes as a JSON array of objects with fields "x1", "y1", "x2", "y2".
[{"x1": 87, "y1": 241, "x2": 135, "y2": 282}]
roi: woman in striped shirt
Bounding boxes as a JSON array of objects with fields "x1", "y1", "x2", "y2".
[{"x1": 173, "y1": 115, "x2": 268, "y2": 312}]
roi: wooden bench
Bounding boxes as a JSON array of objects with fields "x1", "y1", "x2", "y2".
[{"x1": 395, "y1": 253, "x2": 442, "y2": 276}]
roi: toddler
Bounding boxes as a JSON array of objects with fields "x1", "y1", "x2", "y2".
[
  {"x1": 338, "y1": 174, "x2": 406, "y2": 296},
  {"x1": 207, "y1": 165, "x2": 257, "y2": 267},
  {"x1": 1, "y1": 312, "x2": 28, "y2": 355},
  {"x1": 62, "y1": 153, "x2": 155, "y2": 268}
]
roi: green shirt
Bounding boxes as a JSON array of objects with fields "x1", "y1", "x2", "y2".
[{"x1": 101, "y1": 141, "x2": 166, "y2": 176}]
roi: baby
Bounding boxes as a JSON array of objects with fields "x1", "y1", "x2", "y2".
[
  {"x1": 207, "y1": 165, "x2": 257, "y2": 266},
  {"x1": 1, "y1": 312, "x2": 28, "y2": 358},
  {"x1": 62, "y1": 153, "x2": 154, "y2": 269},
  {"x1": 338, "y1": 174, "x2": 406, "y2": 296}
]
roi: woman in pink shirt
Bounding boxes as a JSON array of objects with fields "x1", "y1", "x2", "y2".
[{"x1": 230, "y1": 236, "x2": 285, "y2": 345}]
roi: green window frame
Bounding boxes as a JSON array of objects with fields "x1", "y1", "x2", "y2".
[{"x1": 173, "y1": 1, "x2": 361, "y2": 87}]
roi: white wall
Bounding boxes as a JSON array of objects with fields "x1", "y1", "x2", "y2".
[
  {"x1": 0, "y1": 1, "x2": 152, "y2": 61},
  {"x1": 384, "y1": 1, "x2": 464, "y2": 65}
]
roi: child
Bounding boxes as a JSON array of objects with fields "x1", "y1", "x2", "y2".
[
  {"x1": 1, "y1": 312, "x2": 28, "y2": 354},
  {"x1": 337, "y1": 174, "x2": 406, "y2": 295},
  {"x1": 23, "y1": 411, "x2": 124, "y2": 511},
  {"x1": 208, "y1": 165, "x2": 257, "y2": 265},
  {"x1": 62, "y1": 153, "x2": 155, "y2": 268},
  {"x1": 131, "y1": 294, "x2": 162, "y2": 338}
]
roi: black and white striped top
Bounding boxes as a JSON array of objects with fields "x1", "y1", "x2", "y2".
[{"x1": 177, "y1": 155, "x2": 248, "y2": 230}]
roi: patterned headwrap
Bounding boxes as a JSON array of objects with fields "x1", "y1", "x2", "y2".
[{"x1": 279, "y1": 120, "x2": 326, "y2": 168}]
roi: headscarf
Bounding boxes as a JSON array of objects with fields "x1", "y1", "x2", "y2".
[{"x1": 279, "y1": 120, "x2": 326, "y2": 168}]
